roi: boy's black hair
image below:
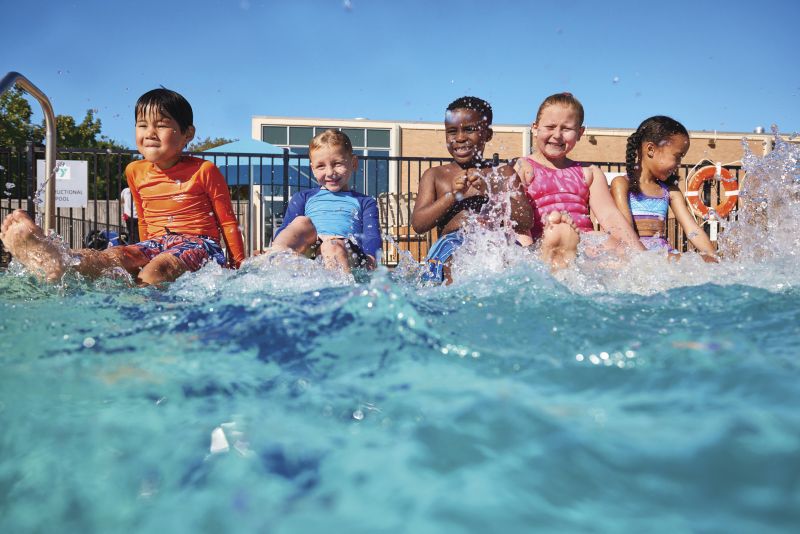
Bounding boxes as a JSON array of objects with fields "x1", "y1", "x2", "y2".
[
  {"x1": 446, "y1": 96, "x2": 493, "y2": 124},
  {"x1": 626, "y1": 115, "x2": 688, "y2": 194},
  {"x1": 135, "y1": 88, "x2": 193, "y2": 133}
]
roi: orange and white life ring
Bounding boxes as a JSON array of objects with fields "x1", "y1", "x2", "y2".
[{"x1": 685, "y1": 164, "x2": 739, "y2": 218}]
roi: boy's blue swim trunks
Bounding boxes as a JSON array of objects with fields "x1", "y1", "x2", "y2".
[{"x1": 422, "y1": 231, "x2": 464, "y2": 283}]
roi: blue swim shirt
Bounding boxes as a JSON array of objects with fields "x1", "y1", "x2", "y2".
[{"x1": 274, "y1": 187, "x2": 382, "y2": 258}]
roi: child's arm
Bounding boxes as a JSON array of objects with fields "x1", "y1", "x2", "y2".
[
  {"x1": 125, "y1": 165, "x2": 148, "y2": 240},
  {"x1": 668, "y1": 187, "x2": 719, "y2": 262},
  {"x1": 273, "y1": 191, "x2": 307, "y2": 240},
  {"x1": 512, "y1": 158, "x2": 534, "y2": 187},
  {"x1": 360, "y1": 195, "x2": 382, "y2": 269},
  {"x1": 501, "y1": 165, "x2": 533, "y2": 234},
  {"x1": 202, "y1": 163, "x2": 246, "y2": 268},
  {"x1": 610, "y1": 176, "x2": 634, "y2": 227},
  {"x1": 411, "y1": 167, "x2": 465, "y2": 234},
  {"x1": 587, "y1": 165, "x2": 646, "y2": 251}
]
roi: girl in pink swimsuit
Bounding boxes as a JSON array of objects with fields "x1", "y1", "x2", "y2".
[{"x1": 514, "y1": 93, "x2": 645, "y2": 268}]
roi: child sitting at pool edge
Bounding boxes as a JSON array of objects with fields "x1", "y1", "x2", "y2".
[
  {"x1": 268, "y1": 129, "x2": 381, "y2": 273},
  {"x1": 0, "y1": 88, "x2": 245, "y2": 285},
  {"x1": 514, "y1": 92, "x2": 646, "y2": 267},
  {"x1": 411, "y1": 96, "x2": 533, "y2": 284},
  {"x1": 610, "y1": 115, "x2": 717, "y2": 261}
]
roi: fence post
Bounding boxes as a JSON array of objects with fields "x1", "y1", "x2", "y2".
[
  {"x1": 282, "y1": 148, "x2": 289, "y2": 213},
  {"x1": 25, "y1": 140, "x2": 34, "y2": 216}
]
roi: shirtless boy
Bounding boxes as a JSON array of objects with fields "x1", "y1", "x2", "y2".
[{"x1": 411, "y1": 96, "x2": 533, "y2": 284}]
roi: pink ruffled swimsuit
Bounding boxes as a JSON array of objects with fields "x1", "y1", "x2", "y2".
[{"x1": 524, "y1": 157, "x2": 594, "y2": 239}]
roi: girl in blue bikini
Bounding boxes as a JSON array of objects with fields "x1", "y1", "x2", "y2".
[{"x1": 610, "y1": 116, "x2": 718, "y2": 261}]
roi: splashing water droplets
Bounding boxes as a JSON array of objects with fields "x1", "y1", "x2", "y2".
[{"x1": 718, "y1": 129, "x2": 800, "y2": 261}]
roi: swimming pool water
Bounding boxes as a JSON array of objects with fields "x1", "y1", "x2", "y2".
[
  {"x1": 1, "y1": 140, "x2": 799, "y2": 533},
  {"x1": 1, "y1": 255, "x2": 799, "y2": 533}
]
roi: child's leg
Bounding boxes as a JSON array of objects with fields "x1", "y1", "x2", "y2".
[
  {"x1": 137, "y1": 253, "x2": 189, "y2": 286},
  {"x1": 70, "y1": 245, "x2": 150, "y2": 279},
  {"x1": 270, "y1": 216, "x2": 318, "y2": 254},
  {"x1": 317, "y1": 238, "x2": 352, "y2": 274},
  {"x1": 0, "y1": 209, "x2": 149, "y2": 282},
  {"x1": 0, "y1": 210, "x2": 68, "y2": 282},
  {"x1": 539, "y1": 211, "x2": 580, "y2": 270}
]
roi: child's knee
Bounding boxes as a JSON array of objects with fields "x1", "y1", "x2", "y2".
[
  {"x1": 138, "y1": 253, "x2": 186, "y2": 284},
  {"x1": 290, "y1": 216, "x2": 315, "y2": 231}
]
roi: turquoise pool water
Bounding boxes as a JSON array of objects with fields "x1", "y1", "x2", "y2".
[{"x1": 1, "y1": 140, "x2": 799, "y2": 533}]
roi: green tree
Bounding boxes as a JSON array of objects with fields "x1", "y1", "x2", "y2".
[
  {"x1": 0, "y1": 87, "x2": 35, "y2": 148},
  {"x1": 31, "y1": 109, "x2": 126, "y2": 150},
  {"x1": 188, "y1": 136, "x2": 236, "y2": 152}
]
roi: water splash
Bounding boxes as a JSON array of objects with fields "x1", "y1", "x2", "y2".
[
  {"x1": 718, "y1": 128, "x2": 800, "y2": 261},
  {"x1": 449, "y1": 164, "x2": 533, "y2": 283}
]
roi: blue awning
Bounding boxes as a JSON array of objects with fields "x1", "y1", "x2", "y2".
[{"x1": 199, "y1": 139, "x2": 312, "y2": 187}]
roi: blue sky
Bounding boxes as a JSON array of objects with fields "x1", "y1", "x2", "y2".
[{"x1": 3, "y1": 0, "x2": 798, "y2": 149}]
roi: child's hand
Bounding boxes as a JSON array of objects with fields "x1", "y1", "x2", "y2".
[
  {"x1": 466, "y1": 170, "x2": 487, "y2": 194},
  {"x1": 452, "y1": 173, "x2": 469, "y2": 196}
]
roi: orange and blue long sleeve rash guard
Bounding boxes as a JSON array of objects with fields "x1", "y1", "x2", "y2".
[{"x1": 125, "y1": 156, "x2": 246, "y2": 267}]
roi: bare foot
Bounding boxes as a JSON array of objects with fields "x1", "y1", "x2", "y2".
[
  {"x1": 539, "y1": 210, "x2": 580, "y2": 270},
  {"x1": 0, "y1": 209, "x2": 67, "y2": 282}
]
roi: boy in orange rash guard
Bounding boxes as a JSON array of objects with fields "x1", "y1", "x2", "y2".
[{"x1": 0, "y1": 88, "x2": 245, "y2": 286}]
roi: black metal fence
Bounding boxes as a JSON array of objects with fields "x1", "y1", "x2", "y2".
[{"x1": 0, "y1": 144, "x2": 741, "y2": 266}]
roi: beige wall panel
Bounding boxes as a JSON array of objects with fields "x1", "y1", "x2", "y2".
[{"x1": 401, "y1": 128, "x2": 448, "y2": 158}]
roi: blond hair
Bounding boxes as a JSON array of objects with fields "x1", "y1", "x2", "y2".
[
  {"x1": 309, "y1": 129, "x2": 353, "y2": 158},
  {"x1": 535, "y1": 92, "x2": 585, "y2": 126}
]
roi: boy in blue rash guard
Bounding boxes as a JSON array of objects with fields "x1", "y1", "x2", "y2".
[{"x1": 269, "y1": 129, "x2": 381, "y2": 273}]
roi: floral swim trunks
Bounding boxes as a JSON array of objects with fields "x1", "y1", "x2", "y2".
[{"x1": 133, "y1": 234, "x2": 226, "y2": 272}]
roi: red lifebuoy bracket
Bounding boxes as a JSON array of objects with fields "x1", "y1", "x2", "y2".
[{"x1": 685, "y1": 165, "x2": 739, "y2": 218}]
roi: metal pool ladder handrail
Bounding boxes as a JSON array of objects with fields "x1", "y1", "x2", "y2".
[{"x1": 0, "y1": 71, "x2": 57, "y2": 233}]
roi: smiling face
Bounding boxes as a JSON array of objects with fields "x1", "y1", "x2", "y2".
[
  {"x1": 444, "y1": 108, "x2": 493, "y2": 166},
  {"x1": 532, "y1": 104, "x2": 584, "y2": 161},
  {"x1": 646, "y1": 134, "x2": 690, "y2": 180},
  {"x1": 135, "y1": 106, "x2": 194, "y2": 169},
  {"x1": 310, "y1": 144, "x2": 357, "y2": 192}
]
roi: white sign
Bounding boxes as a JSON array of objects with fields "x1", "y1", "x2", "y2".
[{"x1": 36, "y1": 159, "x2": 88, "y2": 208}]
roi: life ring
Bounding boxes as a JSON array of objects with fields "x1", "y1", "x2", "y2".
[{"x1": 685, "y1": 164, "x2": 739, "y2": 218}]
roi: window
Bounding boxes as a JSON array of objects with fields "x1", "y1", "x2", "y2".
[
  {"x1": 365, "y1": 150, "x2": 390, "y2": 194},
  {"x1": 289, "y1": 127, "x2": 314, "y2": 146},
  {"x1": 262, "y1": 126, "x2": 287, "y2": 145},
  {"x1": 341, "y1": 128, "x2": 366, "y2": 147},
  {"x1": 263, "y1": 124, "x2": 391, "y2": 153},
  {"x1": 259, "y1": 123, "x2": 394, "y2": 193},
  {"x1": 367, "y1": 129, "x2": 390, "y2": 148}
]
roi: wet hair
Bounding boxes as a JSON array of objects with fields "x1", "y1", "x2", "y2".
[
  {"x1": 625, "y1": 115, "x2": 689, "y2": 194},
  {"x1": 446, "y1": 96, "x2": 493, "y2": 124},
  {"x1": 535, "y1": 92, "x2": 584, "y2": 126},
  {"x1": 135, "y1": 88, "x2": 193, "y2": 133},
  {"x1": 309, "y1": 129, "x2": 353, "y2": 158}
]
